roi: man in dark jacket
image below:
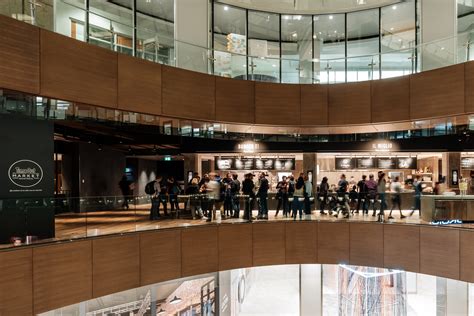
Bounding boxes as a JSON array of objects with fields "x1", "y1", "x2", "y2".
[
  {"x1": 258, "y1": 173, "x2": 269, "y2": 220},
  {"x1": 231, "y1": 174, "x2": 241, "y2": 218},
  {"x1": 242, "y1": 173, "x2": 255, "y2": 221}
]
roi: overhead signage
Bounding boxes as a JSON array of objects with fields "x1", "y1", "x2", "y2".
[
  {"x1": 215, "y1": 157, "x2": 295, "y2": 171},
  {"x1": 236, "y1": 141, "x2": 264, "y2": 153},
  {"x1": 335, "y1": 157, "x2": 417, "y2": 170},
  {"x1": 365, "y1": 140, "x2": 399, "y2": 152},
  {"x1": 461, "y1": 157, "x2": 474, "y2": 169},
  {"x1": 8, "y1": 159, "x2": 44, "y2": 189}
]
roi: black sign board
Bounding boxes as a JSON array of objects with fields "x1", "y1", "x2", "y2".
[
  {"x1": 461, "y1": 157, "x2": 474, "y2": 169},
  {"x1": 215, "y1": 157, "x2": 295, "y2": 171},
  {"x1": 336, "y1": 157, "x2": 417, "y2": 170},
  {"x1": 377, "y1": 158, "x2": 397, "y2": 169},
  {"x1": 356, "y1": 157, "x2": 375, "y2": 169},
  {"x1": 335, "y1": 158, "x2": 356, "y2": 170},
  {"x1": 397, "y1": 157, "x2": 417, "y2": 169}
]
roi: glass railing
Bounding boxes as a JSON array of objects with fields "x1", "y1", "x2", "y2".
[{"x1": 1, "y1": 0, "x2": 474, "y2": 85}]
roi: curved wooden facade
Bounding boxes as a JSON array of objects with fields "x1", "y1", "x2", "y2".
[
  {"x1": 1, "y1": 221, "x2": 474, "y2": 315},
  {"x1": 1, "y1": 15, "x2": 473, "y2": 129}
]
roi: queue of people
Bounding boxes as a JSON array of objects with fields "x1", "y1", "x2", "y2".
[{"x1": 143, "y1": 171, "x2": 423, "y2": 222}]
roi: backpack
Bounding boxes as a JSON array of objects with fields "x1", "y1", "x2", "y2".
[{"x1": 145, "y1": 180, "x2": 156, "y2": 195}]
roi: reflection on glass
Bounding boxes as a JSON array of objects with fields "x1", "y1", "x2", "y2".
[
  {"x1": 313, "y1": 14, "x2": 346, "y2": 83},
  {"x1": 458, "y1": 0, "x2": 474, "y2": 62},
  {"x1": 281, "y1": 15, "x2": 312, "y2": 83},
  {"x1": 347, "y1": 9, "x2": 380, "y2": 82},
  {"x1": 54, "y1": 0, "x2": 86, "y2": 41},
  {"x1": 213, "y1": 3, "x2": 247, "y2": 79},
  {"x1": 248, "y1": 11, "x2": 280, "y2": 82}
]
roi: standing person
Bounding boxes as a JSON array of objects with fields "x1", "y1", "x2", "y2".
[
  {"x1": 287, "y1": 175, "x2": 295, "y2": 217},
  {"x1": 364, "y1": 174, "x2": 377, "y2": 215},
  {"x1": 257, "y1": 173, "x2": 269, "y2": 220},
  {"x1": 389, "y1": 176, "x2": 406, "y2": 219},
  {"x1": 275, "y1": 176, "x2": 289, "y2": 217},
  {"x1": 304, "y1": 175, "x2": 313, "y2": 215},
  {"x1": 188, "y1": 178, "x2": 202, "y2": 220},
  {"x1": 168, "y1": 176, "x2": 180, "y2": 217},
  {"x1": 336, "y1": 174, "x2": 350, "y2": 218},
  {"x1": 292, "y1": 177, "x2": 305, "y2": 220},
  {"x1": 318, "y1": 177, "x2": 329, "y2": 215},
  {"x1": 410, "y1": 175, "x2": 422, "y2": 216},
  {"x1": 222, "y1": 173, "x2": 233, "y2": 218},
  {"x1": 356, "y1": 175, "x2": 367, "y2": 214},
  {"x1": 200, "y1": 177, "x2": 210, "y2": 218},
  {"x1": 205, "y1": 173, "x2": 220, "y2": 222},
  {"x1": 377, "y1": 172, "x2": 387, "y2": 218},
  {"x1": 231, "y1": 174, "x2": 241, "y2": 218},
  {"x1": 118, "y1": 175, "x2": 133, "y2": 210},
  {"x1": 146, "y1": 176, "x2": 162, "y2": 220},
  {"x1": 158, "y1": 177, "x2": 169, "y2": 217},
  {"x1": 242, "y1": 173, "x2": 255, "y2": 221}
]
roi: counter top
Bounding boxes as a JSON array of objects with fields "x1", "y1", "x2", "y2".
[{"x1": 422, "y1": 195, "x2": 474, "y2": 200}]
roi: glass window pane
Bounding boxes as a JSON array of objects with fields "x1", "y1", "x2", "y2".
[
  {"x1": 347, "y1": 9, "x2": 379, "y2": 82},
  {"x1": 88, "y1": 0, "x2": 134, "y2": 55},
  {"x1": 213, "y1": 3, "x2": 247, "y2": 79},
  {"x1": 55, "y1": 0, "x2": 86, "y2": 41},
  {"x1": 281, "y1": 15, "x2": 312, "y2": 83},
  {"x1": 313, "y1": 14, "x2": 345, "y2": 83},
  {"x1": 248, "y1": 11, "x2": 280, "y2": 82},
  {"x1": 458, "y1": 0, "x2": 474, "y2": 62}
]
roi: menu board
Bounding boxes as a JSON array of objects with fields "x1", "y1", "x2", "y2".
[
  {"x1": 377, "y1": 158, "x2": 397, "y2": 169},
  {"x1": 335, "y1": 157, "x2": 417, "y2": 170},
  {"x1": 335, "y1": 158, "x2": 356, "y2": 170},
  {"x1": 397, "y1": 157, "x2": 417, "y2": 169},
  {"x1": 215, "y1": 157, "x2": 295, "y2": 171},
  {"x1": 461, "y1": 157, "x2": 474, "y2": 169},
  {"x1": 356, "y1": 157, "x2": 375, "y2": 169}
]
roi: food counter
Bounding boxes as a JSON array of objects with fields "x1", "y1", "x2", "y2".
[{"x1": 421, "y1": 195, "x2": 474, "y2": 222}]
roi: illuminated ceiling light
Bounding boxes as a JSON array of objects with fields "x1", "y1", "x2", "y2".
[
  {"x1": 146, "y1": 0, "x2": 151, "y2": 3},
  {"x1": 392, "y1": 5, "x2": 397, "y2": 9},
  {"x1": 223, "y1": 5, "x2": 229, "y2": 11},
  {"x1": 284, "y1": 15, "x2": 290, "y2": 20},
  {"x1": 334, "y1": 30, "x2": 337, "y2": 33},
  {"x1": 329, "y1": 15, "x2": 333, "y2": 20},
  {"x1": 170, "y1": 296, "x2": 182, "y2": 305},
  {"x1": 295, "y1": 15, "x2": 302, "y2": 20},
  {"x1": 292, "y1": 32, "x2": 298, "y2": 37},
  {"x1": 272, "y1": 64, "x2": 277, "y2": 67},
  {"x1": 390, "y1": 27, "x2": 394, "y2": 31},
  {"x1": 441, "y1": 47, "x2": 445, "y2": 50},
  {"x1": 313, "y1": 35, "x2": 316, "y2": 39},
  {"x1": 312, "y1": 58, "x2": 320, "y2": 62}
]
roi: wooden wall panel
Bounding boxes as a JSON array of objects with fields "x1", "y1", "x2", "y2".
[
  {"x1": 350, "y1": 223, "x2": 383, "y2": 267},
  {"x1": 0, "y1": 15, "x2": 40, "y2": 94},
  {"x1": 318, "y1": 222, "x2": 349, "y2": 264},
  {"x1": 92, "y1": 235, "x2": 140, "y2": 297},
  {"x1": 0, "y1": 249, "x2": 32, "y2": 316},
  {"x1": 465, "y1": 61, "x2": 474, "y2": 113},
  {"x1": 328, "y1": 81, "x2": 371, "y2": 125},
  {"x1": 460, "y1": 230, "x2": 474, "y2": 282},
  {"x1": 253, "y1": 222, "x2": 286, "y2": 266},
  {"x1": 255, "y1": 82, "x2": 301, "y2": 125},
  {"x1": 33, "y1": 241, "x2": 92, "y2": 314},
  {"x1": 162, "y1": 66, "x2": 215, "y2": 120},
  {"x1": 285, "y1": 222, "x2": 318, "y2": 264},
  {"x1": 118, "y1": 54, "x2": 162, "y2": 115},
  {"x1": 216, "y1": 77, "x2": 255, "y2": 124},
  {"x1": 410, "y1": 64, "x2": 465, "y2": 119},
  {"x1": 420, "y1": 227, "x2": 460, "y2": 280},
  {"x1": 371, "y1": 76, "x2": 410, "y2": 122},
  {"x1": 181, "y1": 227, "x2": 218, "y2": 277},
  {"x1": 300, "y1": 84, "x2": 328, "y2": 125},
  {"x1": 218, "y1": 224, "x2": 253, "y2": 271},
  {"x1": 140, "y1": 229, "x2": 181, "y2": 286},
  {"x1": 40, "y1": 30, "x2": 118, "y2": 108},
  {"x1": 384, "y1": 225, "x2": 420, "y2": 272}
]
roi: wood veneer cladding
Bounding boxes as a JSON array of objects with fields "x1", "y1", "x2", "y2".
[
  {"x1": 162, "y1": 66, "x2": 216, "y2": 120},
  {"x1": 181, "y1": 227, "x2": 218, "y2": 277},
  {"x1": 285, "y1": 222, "x2": 318, "y2": 264},
  {"x1": 40, "y1": 30, "x2": 118, "y2": 108},
  {"x1": 460, "y1": 230, "x2": 474, "y2": 282},
  {"x1": 371, "y1": 76, "x2": 410, "y2": 123},
  {"x1": 216, "y1": 77, "x2": 255, "y2": 124},
  {"x1": 317, "y1": 222, "x2": 349, "y2": 264},
  {"x1": 349, "y1": 223, "x2": 383, "y2": 267},
  {"x1": 218, "y1": 224, "x2": 253, "y2": 271},
  {"x1": 33, "y1": 241, "x2": 92, "y2": 314},
  {"x1": 384, "y1": 225, "x2": 420, "y2": 272},
  {"x1": 0, "y1": 15, "x2": 40, "y2": 94},
  {"x1": 140, "y1": 229, "x2": 182, "y2": 285},
  {"x1": 0, "y1": 249, "x2": 33, "y2": 316},
  {"x1": 118, "y1": 54, "x2": 162, "y2": 115},
  {"x1": 410, "y1": 64, "x2": 465, "y2": 119},
  {"x1": 92, "y1": 235, "x2": 140, "y2": 297},
  {"x1": 300, "y1": 84, "x2": 329, "y2": 125},
  {"x1": 255, "y1": 82, "x2": 301, "y2": 125},
  {"x1": 464, "y1": 61, "x2": 474, "y2": 113},
  {"x1": 252, "y1": 222, "x2": 286, "y2": 266},
  {"x1": 328, "y1": 81, "x2": 371, "y2": 125},
  {"x1": 420, "y1": 227, "x2": 460, "y2": 280}
]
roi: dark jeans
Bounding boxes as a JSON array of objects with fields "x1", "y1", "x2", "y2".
[
  {"x1": 391, "y1": 195, "x2": 402, "y2": 211},
  {"x1": 233, "y1": 196, "x2": 240, "y2": 217},
  {"x1": 170, "y1": 194, "x2": 179, "y2": 212},
  {"x1": 244, "y1": 196, "x2": 254, "y2": 220},
  {"x1": 304, "y1": 194, "x2": 311, "y2": 214},
  {"x1": 378, "y1": 193, "x2": 387, "y2": 213},
  {"x1": 259, "y1": 193, "x2": 268, "y2": 217},
  {"x1": 224, "y1": 195, "x2": 233, "y2": 215},
  {"x1": 357, "y1": 193, "x2": 367, "y2": 212},
  {"x1": 159, "y1": 195, "x2": 168, "y2": 215},
  {"x1": 276, "y1": 193, "x2": 289, "y2": 216},
  {"x1": 319, "y1": 193, "x2": 327, "y2": 212},
  {"x1": 292, "y1": 197, "x2": 304, "y2": 219},
  {"x1": 150, "y1": 197, "x2": 160, "y2": 220}
]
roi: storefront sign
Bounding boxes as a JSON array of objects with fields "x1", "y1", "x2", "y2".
[
  {"x1": 461, "y1": 157, "x2": 474, "y2": 169},
  {"x1": 335, "y1": 158, "x2": 356, "y2": 170},
  {"x1": 366, "y1": 140, "x2": 399, "y2": 152},
  {"x1": 356, "y1": 157, "x2": 375, "y2": 169},
  {"x1": 377, "y1": 158, "x2": 397, "y2": 169},
  {"x1": 397, "y1": 157, "x2": 417, "y2": 169},
  {"x1": 236, "y1": 142, "x2": 262, "y2": 153},
  {"x1": 215, "y1": 157, "x2": 295, "y2": 171},
  {"x1": 8, "y1": 159, "x2": 43, "y2": 188},
  {"x1": 335, "y1": 157, "x2": 417, "y2": 170},
  {"x1": 430, "y1": 219, "x2": 463, "y2": 225}
]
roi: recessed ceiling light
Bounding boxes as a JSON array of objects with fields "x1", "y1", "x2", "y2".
[
  {"x1": 272, "y1": 64, "x2": 276, "y2": 67},
  {"x1": 312, "y1": 58, "x2": 320, "y2": 62},
  {"x1": 329, "y1": 15, "x2": 333, "y2": 20},
  {"x1": 223, "y1": 5, "x2": 229, "y2": 11},
  {"x1": 392, "y1": 5, "x2": 397, "y2": 10},
  {"x1": 284, "y1": 15, "x2": 290, "y2": 20},
  {"x1": 292, "y1": 33, "x2": 298, "y2": 37},
  {"x1": 390, "y1": 27, "x2": 394, "y2": 31},
  {"x1": 313, "y1": 35, "x2": 316, "y2": 39}
]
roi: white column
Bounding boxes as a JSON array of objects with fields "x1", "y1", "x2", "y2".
[
  {"x1": 447, "y1": 278, "x2": 469, "y2": 315},
  {"x1": 300, "y1": 264, "x2": 322, "y2": 316},
  {"x1": 420, "y1": 0, "x2": 457, "y2": 70},
  {"x1": 174, "y1": 0, "x2": 210, "y2": 73}
]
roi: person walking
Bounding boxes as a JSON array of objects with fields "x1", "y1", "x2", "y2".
[
  {"x1": 356, "y1": 175, "x2": 367, "y2": 214},
  {"x1": 231, "y1": 174, "x2": 241, "y2": 218},
  {"x1": 377, "y1": 172, "x2": 388, "y2": 219},
  {"x1": 275, "y1": 176, "x2": 289, "y2": 217},
  {"x1": 188, "y1": 177, "x2": 202, "y2": 220},
  {"x1": 146, "y1": 176, "x2": 161, "y2": 220},
  {"x1": 318, "y1": 177, "x2": 329, "y2": 215},
  {"x1": 242, "y1": 173, "x2": 255, "y2": 221},
  {"x1": 410, "y1": 175, "x2": 422, "y2": 216},
  {"x1": 118, "y1": 175, "x2": 133, "y2": 210},
  {"x1": 257, "y1": 173, "x2": 269, "y2": 220},
  {"x1": 292, "y1": 177, "x2": 305, "y2": 220},
  {"x1": 365, "y1": 174, "x2": 378, "y2": 216},
  {"x1": 388, "y1": 176, "x2": 406, "y2": 219}
]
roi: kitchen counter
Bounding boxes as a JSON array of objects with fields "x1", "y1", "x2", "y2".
[{"x1": 421, "y1": 195, "x2": 474, "y2": 222}]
